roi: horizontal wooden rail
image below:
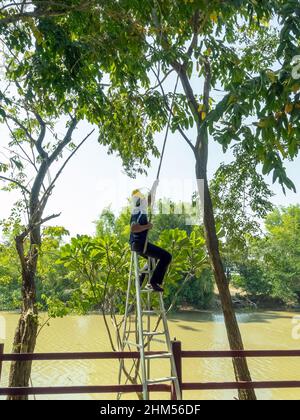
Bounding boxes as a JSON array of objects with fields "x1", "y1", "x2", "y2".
[
  {"x1": 1, "y1": 381, "x2": 300, "y2": 396},
  {"x1": 0, "y1": 384, "x2": 170, "y2": 396},
  {"x1": 1, "y1": 349, "x2": 300, "y2": 362},
  {"x1": 181, "y1": 350, "x2": 300, "y2": 358},
  {"x1": 0, "y1": 351, "x2": 164, "y2": 362},
  {"x1": 182, "y1": 381, "x2": 300, "y2": 391},
  {"x1": 1, "y1": 345, "x2": 300, "y2": 398}
]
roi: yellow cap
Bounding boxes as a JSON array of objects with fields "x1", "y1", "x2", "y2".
[{"x1": 132, "y1": 189, "x2": 144, "y2": 199}]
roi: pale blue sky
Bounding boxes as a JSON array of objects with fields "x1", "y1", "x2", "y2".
[{"x1": 0, "y1": 73, "x2": 300, "y2": 237}]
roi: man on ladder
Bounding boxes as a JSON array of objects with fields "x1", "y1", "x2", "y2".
[
  {"x1": 129, "y1": 183, "x2": 172, "y2": 292},
  {"x1": 119, "y1": 180, "x2": 181, "y2": 400},
  {"x1": 120, "y1": 74, "x2": 182, "y2": 399}
]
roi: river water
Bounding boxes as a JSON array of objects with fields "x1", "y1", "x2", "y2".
[{"x1": 1, "y1": 310, "x2": 300, "y2": 400}]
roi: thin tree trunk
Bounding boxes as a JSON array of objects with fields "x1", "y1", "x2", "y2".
[
  {"x1": 172, "y1": 53, "x2": 257, "y2": 400},
  {"x1": 196, "y1": 160, "x2": 257, "y2": 400},
  {"x1": 7, "y1": 242, "x2": 39, "y2": 400},
  {"x1": 5, "y1": 113, "x2": 79, "y2": 399}
]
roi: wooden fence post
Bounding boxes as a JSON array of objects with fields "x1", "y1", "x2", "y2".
[
  {"x1": 0, "y1": 343, "x2": 4, "y2": 384},
  {"x1": 171, "y1": 340, "x2": 182, "y2": 400}
]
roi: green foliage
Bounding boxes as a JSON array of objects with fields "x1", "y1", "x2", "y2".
[
  {"x1": 94, "y1": 205, "x2": 210, "y2": 310},
  {"x1": 150, "y1": 199, "x2": 194, "y2": 241},
  {"x1": 57, "y1": 234, "x2": 131, "y2": 314},
  {"x1": 232, "y1": 260, "x2": 272, "y2": 298},
  {"x1": 263, "y1": 205, "x2": 300, "y2": 302},
  {"x1": 0, "y1": 225, "x2": 70, "y2": 310},
  {"x1": 210, "y1": 150, "x2": 274, "y2": 253},
  {"x1": 166, "y1": 268, "x2": 214, "y2": 310},
  {"x1": 0, "y1": 238, "x2": 22, "y2": 310},
  {"x1": 157, "y1": 227, "x2": 211, "y2": 309},
  {"x1": 231, "y1": 205, "x2": 300, "y2": 305},
  {"x1": 1, "y1": 203, "x2": 300, "y2": 311},
  {"x1": 1, "y1": 0, "x2": 300, "y2": 314},
  {"x1": 3, "y1": 1, "x2": 300, "y2": 189},
  {"x1": 95, "y1": 208, "x2": 116, "y2": 237}
]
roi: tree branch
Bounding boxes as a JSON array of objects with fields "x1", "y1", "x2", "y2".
[
  {"x1": 19, "y1": 212, "x2": 62, "y2": 243},
  {"x1": 0, "y1": 1, "x2": 85, "y2": 11},
  {"x1": 0, "y1": 1, "x2": 95, "y2": 25},
  {"x1": 5, "y1": 114, "x2": 36, "y2": 144},
  {"x1": 34, "y1": 112, "x2": 48, "y2": 160},
  {"x1": 196, "y1": 57, "x2": 211, "y2": 153},
  {"x1": 4, "y1": 119, "x2": 38, "y2": 170},
  {"x1": 151, "y1": 5, "x2": 201, "y2": 130},
  {"x1": 175, "y1": 65, "x2": 201, "y2": 130},
  {"x1": 39, "y1": 128, "x2": 95, "y2": 214},
  {"x1": 186, "y1": 10, "x2": 210, "y2": 60},
  {"x1": 39, "y1": 212, "x2": 61, "y2": 226},
  {"x1": 48, "y1": 117, "x2": 78, "y2": 164},
  {"x1": 186, "y1": 10, "x2": 201, "y2": 59},
  {"x1": 151, "y1": 67, "x2": 195, "y2": 152},
  {"x1": 145, "y1": 68, "x2": 174, "y2": 94},
  {"x1": 0, "y1": 175, "x2": 30, "y2": 194}
]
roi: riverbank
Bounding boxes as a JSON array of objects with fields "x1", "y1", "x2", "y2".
[{"x1": 213, "y1": 285, "x2": 300, "y2": 311}]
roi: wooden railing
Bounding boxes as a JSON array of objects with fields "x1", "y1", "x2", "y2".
[{"x1": 1, "y1": 342, "x2": 300, "y2": 399}]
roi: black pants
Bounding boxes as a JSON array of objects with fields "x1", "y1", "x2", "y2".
[{"x1": 132, "y1": 242, "x2": 172, "y2": 285}]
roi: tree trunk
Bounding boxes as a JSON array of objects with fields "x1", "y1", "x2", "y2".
[
  {"x1": 196, "y1": 160, "x2": 257, "y2": 401},
  {"x1": 7, "y1": 310, "x2": 38, "y2": 400},
  {"x1": 7, "y1": 236, "x2": 39, "y2": 400}
]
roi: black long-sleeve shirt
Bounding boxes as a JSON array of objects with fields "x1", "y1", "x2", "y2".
[{"x1": 129, "y1": 211, "x2": 149, "y2": 248}]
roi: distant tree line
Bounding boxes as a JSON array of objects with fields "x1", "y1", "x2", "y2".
[{"x1": 1, "y1": 204, "x2": 299, "y2": 312}]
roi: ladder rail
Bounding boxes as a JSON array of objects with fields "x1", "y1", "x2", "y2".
[
  {"x1": 134, "y1": 252, "x2": 148, "y2": 400},
  {"x1": 118, "y1": 252, "x2": 134, "y2": 398},
  {"x1": 120, "y1": 252, "x2": 134, "y2": 349},
  {"x1": 146, "y1": 258, "x2": 153, "y2": 384},
  {"x1": 159, "y1": 294, "x2": 182, "y2": 400},
  {"x1": 119, "y1": 251, "x2": 181, "y2": 401}
]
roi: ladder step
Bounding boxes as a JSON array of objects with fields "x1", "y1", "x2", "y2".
[
  {"x1": 123, "y1": 340, "x2": 142, "y2": 348},
  {"x1": 147, "y1": 376, "x2": 177, "y2": 384},
  {"x1": 143, "y1": 331, "x2": 165, "y2": 336},
  {"x1": 145, "y1": 352, "x2": 172, "y2": 360},
  {"x1": 142, "y1": 310, "x2": 163, "y2": 315},
  {"x1": 141, "y1": 288, "x2": 154, "y2": 293}
]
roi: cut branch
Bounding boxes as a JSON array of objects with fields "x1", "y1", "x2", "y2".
[{"x1": 39, "y1": 212, "x2": 61, "y2": 226}]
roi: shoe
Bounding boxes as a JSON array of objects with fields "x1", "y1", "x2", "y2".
[{"x1": 150, "y1": 282, "x2": 164, "y2": 293}]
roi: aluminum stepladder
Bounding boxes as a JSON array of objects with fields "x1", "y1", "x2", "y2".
[{"x1": 118, "y1": 251, "x2": 181, "y2": 400}]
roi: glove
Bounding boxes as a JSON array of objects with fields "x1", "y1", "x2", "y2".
[{"x1": 148, "y1": 179, "x2": 159, "y2": 211}]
